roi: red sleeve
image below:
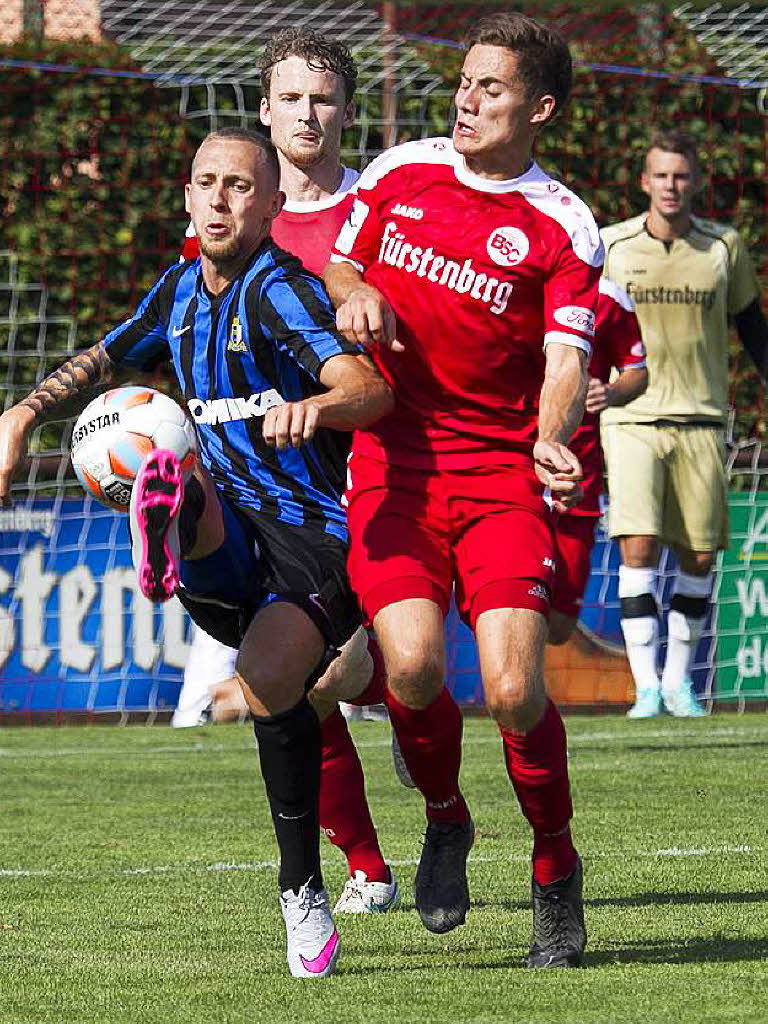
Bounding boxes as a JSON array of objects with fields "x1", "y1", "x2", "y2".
[
  {"x1": 329, "y1": 194, "x2": 383, "y2": 271},
  {"x1": 595, "y1": 280, "x2": 646, "y2": 377},
  {"x1": 544, "y1": 237, "x2": 602, "y2": 355},
  {"x1": 525, "y1": 189, "x2": 603, "y2": 356},
  {"x1": 180, "y1": 224, "x2": 200, "y2": 262},
  {"x1": 329, "y1": 152, "x2": 398, "y2": 272},
  {"x1": 180, "y1": 236, "x2": 200, "y2": 262}
]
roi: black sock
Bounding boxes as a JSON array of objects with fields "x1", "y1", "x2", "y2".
[
  {"x1": 179, "y1": 475, "x2": 205, "y2": 556},
  {"x1": 252, "y1": 697, "x2": 322, "y2": 894}
]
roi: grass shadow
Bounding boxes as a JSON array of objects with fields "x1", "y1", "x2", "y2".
[
  {"x1": 575, "y1": 740, "x2": 768, "y2": 755},
  {"x1": 586, "y1": 934, "x2": 768, "y2": 966},
  {"x1": 587, "y1": 890, "x2": 768, "y2": 909},
  {"x1": 468, "y1": 889, "x2": 768, "y2": 914},
  {"x1": 629, "y1": 740, "x2": 768, "y2": 753}
]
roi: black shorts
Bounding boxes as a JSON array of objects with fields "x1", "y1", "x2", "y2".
[{"x1": 177, "y1": 492, "x2": 362, "y2": 652}]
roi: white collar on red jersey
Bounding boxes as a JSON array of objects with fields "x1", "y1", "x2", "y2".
[
  {"x1": 282, "y1": 166, "x2": 359, "y2": 213},
  {"x1": 451, "y1": 148, "x2": 548, "y2": 193}
]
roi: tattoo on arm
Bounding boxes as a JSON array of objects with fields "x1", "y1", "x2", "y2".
[{"x1": 19, "y1": 345, "x2": 113, "y2": 421}]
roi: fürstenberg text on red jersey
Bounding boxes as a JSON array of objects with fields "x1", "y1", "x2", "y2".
[{"x1": 377, "y1": 220, "x2": 514, "y2": 316}]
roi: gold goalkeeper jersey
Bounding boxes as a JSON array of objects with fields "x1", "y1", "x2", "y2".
[{"x1": 600, "y1": 214, "x2": 759, "y2": 424}]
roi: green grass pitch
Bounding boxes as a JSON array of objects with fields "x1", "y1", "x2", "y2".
[{"x1": 1, "y1": 714, "x2": 767, "y2": 1023}]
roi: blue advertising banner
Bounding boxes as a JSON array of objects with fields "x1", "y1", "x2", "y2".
[
  {"x1": 1, "y1": 501, "x2": 715, "y2": 715},
  {"x1": 444, "y1": 519, "x2": 715, "y2": 704},
  {"x1": 0, "y1": 498, "x2": 189, "y2": 715}
]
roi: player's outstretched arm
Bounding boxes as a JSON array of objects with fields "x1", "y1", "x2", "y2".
[
  {"x1": 323, "y1": 262, "x2": 402, "y2": 351},
  {"x1": 734, "y1": 298, "x2": 768, "y2": 382},
  {"x1": 535, "y1": 342, "x2": 588, "y2": 513},
  {"x1": 262, "y1": 353, "x2": 394, "y2": 450},
  {"x1": 0, "y1": 342, "x2": 113, "y2": 506},
  {"x1": 585, "y1": 366, "x2": 648, "y2": 414}
]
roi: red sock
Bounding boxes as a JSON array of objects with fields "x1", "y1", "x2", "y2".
[
  {"x1": 346, "y1": 632, "x2": 387, "y2": 707},
  {"x1": 500, "y1": 699, "x2": 577, "y2": 886},
  {"x1": 319, "y1": 708, "x2": 389, "y2": 882},
  {"x1": 386, "y1": 687, "x2": 469, "y2": 825}
]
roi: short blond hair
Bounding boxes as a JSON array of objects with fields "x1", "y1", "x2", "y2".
[{"x1": 645, "y1": 130, "x2": 699, "y2": 170}]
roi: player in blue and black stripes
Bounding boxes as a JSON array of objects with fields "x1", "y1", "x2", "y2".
[{"x1": 0, "y1": 128, "x2": 393, "y2": 980}]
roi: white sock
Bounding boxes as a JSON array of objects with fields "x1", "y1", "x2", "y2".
[
  {"x1": 171, "y1": 679, "x2": 213, "y2": 727},
  {"x1": 661, "y1": 571, "x2": 712, "y2": 693},
  {"x1": 172, "y1": 626, "x2": 235, "y2": 727},
  {"x1": 619, "y1": 565, "x2": 660, "y2": 693}
]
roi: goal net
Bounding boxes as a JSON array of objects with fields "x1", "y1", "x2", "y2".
[{"x1": 0, "y1": 0, "x2": 765, "y2": 717}]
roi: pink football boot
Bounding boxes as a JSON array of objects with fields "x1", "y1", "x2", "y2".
[{"x1": 129, "y1": 449, "x2": 184, "y2": 602}]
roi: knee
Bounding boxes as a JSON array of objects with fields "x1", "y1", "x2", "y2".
[
  {"x1": 211, "y1": 676, "x2": 248, "y2": 722},
  {"x1": 548, "y1": 613, "x2": 575, "y2": 646},
  {"x1": 313, "y1": 630, "x2": 371, "y2": 703},
  {"x1": 234, "y1": 657, "x2": 266, "y2": 705},
  {"x1": 235, "y1": 645, "x2": 261, "y2": 693},
  {"x1": 235, "y1": 655, "x2": 290, "y2": 716},
  {"x1": 387, "y1": 649, "x2": 443, "y2": 709},
  {"x1": 307, "y1": 688, "x2": 337, "y2": 723},
  {"x1": 620, "y1": 536, "x2": 658, "y2": 568},
  {"x1": 677, "y1": 550, "x2": 715, "y2": 577},
  {"x1": 485, "y1": 671, "x2": 547, "y2": 732},
  {"x1": 311, "y1": 653, "x2": 347, "y2": 700}
]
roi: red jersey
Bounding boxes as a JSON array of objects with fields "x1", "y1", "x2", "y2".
[
  {"x1": 330, "y1": 138, "x2": 604, "y2": 469},
  {"x1": 180, "y1": 166, "x2": 358, "y2": 276},
  {"x1": 567, "y1": 277, "x2": 646, "y2": 516}
]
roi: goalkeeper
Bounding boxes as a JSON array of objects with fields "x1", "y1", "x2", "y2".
[{"x1": 601, "y1": 129, "x2": 768, "y2": 718}]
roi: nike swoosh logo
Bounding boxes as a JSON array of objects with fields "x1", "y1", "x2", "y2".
[
  {"x1": 300, "y1": 930, "x2": 339, "y2": 974},
  {"x1": 278, "y1": 811, "x2": 309, "y2": 821},
  {"x1": 172, "y1": 325, "x2": 191, "y2": 337}
]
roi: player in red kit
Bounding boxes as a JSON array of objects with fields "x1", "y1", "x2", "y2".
[
  {"x1": 181, "y1": 30, "x2": 357, "y2": 277},
  {"x1": 325, "y1": 13, "x2": 602, "y2": 967},
  {"x1": 181, "y1": 28, "x2": 399, "y2": 917},
  {"x1": 549, "y1": 278, "x2": 648, "y2": 642}
]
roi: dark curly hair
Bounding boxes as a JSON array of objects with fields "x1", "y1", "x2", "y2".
[{"x1": 260, "y1": 27, "x2": 357, "y2": 103}]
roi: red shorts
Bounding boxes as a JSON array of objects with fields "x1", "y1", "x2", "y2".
[
  {"x1": 345, "y1": 452, "x2": 555, "y2": 628},
  {"x1": 551, "y1": 513, "x2": 598, "y2": 619}
]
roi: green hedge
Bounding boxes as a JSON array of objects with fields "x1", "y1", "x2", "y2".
[
  {"x1": 1, "y1": 31, "x2": 765, "y2": 440},
  {"x1": 0, "y1": 41, "x2": 204, "y2": 350}
]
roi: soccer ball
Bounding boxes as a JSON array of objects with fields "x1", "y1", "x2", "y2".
[{"x1": 71, "y1": 386, "x2": 197, "y2": 511}]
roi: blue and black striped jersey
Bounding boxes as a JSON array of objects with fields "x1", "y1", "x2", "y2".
[{"x1": 102, "y1": 240, "x2": 361, "y2": 537}]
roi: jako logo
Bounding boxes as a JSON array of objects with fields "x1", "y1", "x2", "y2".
[
  {"x1": 391, "y1": 203, "x2": 423, "y2": 220},
  {"x1": 187, "y1": 391, "x2": 283, "y2": 425},
  {"x1": 486, "y1": 226, "x2": 529, "y2": 267}
]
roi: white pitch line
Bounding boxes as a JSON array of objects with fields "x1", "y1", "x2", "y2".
[
  {"x1": 0, "y1": 844, "x2": 759, "y2": 882},
  {"x1": 0, "y1": 742, "x2": 239, "y2": 760},
  {"x1": 0, "y1": 868, "x2": 55, "y2": 878},
  {"x1": 0, "y1": 724, "x2": 765, "y2": 761},
  {"x1": 650, "y1": 844, "x2": 754, "y2": 857}
]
